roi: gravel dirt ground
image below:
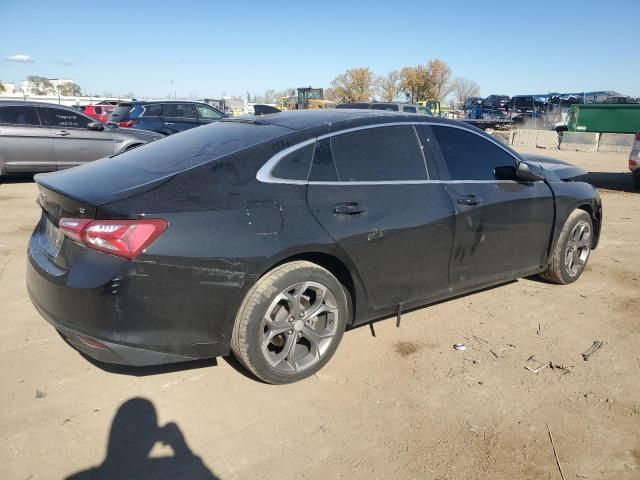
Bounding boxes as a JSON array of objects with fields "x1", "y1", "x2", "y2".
[{"x1": 1, "y1": 147, "x2": 638, "y2": 480}]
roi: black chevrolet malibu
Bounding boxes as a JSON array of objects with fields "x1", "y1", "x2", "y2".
[{"x1": 27, "y1": 110, "x2": 602, "y2": 384}]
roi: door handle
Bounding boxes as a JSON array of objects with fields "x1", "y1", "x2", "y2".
[
  {"x1": 164, "y1": 122, "x2": 174, "y2": 126},
  {"x1": 55, "y1": 131, "x2": 70, "y2": 136},
  {"x1": 333, "y1": 203, "x2": 367, "y2": 215},
  {"x1": 457, "y1": 196, "x2": 482, "y2": 206}
]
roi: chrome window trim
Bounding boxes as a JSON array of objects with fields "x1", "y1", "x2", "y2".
[{"x1": 256, "y1": 121, "x2": 521, "y2": 185}]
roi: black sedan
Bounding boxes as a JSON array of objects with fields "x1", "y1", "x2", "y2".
[{"x1": 26, "y1": 110, "x2": 602, "y2": 384}]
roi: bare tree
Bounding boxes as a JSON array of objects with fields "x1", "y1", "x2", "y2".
[
  {"x1": 323, "y1": 87, "x2": 338, "y2": 102},
  {"x1": 425, "y1": 59, "x2": 452, "y2": 102},
  {"x1": 330, "y1": 67, "x2": 374, "y2": 102},
  {"x1": 450, "y1": 77, "x2": 480, "y2": 108},
  {"x1": 376, "y1": 70, "x2": 401, "y2": 101},
  {"x1": 57, "y1": 82, "x2": 82, "y2": 96}
]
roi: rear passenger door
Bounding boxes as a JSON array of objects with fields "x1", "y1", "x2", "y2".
[
  {"x1": 0, "y1": 105, "x2": 54, "y2": 173},
  {"x1": 40, "y1": 106, "x2": 114, "y2": 169},
  {"x1": 429, "y1": 125, "x2": 554, "y2": 290},
  {"x1": 163, "y1": 103, "x2": 200, "y2": 132},
  {"x1": 306, "y1": 124, "x2": 454, "y2": 310}
]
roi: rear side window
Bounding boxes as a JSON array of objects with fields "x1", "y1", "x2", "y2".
[
  {"x1": 330, "y1": 125, "x2": 428, "y2": 181},
  {"x1": 431, "y1": 126, "x2": 515, "y2": 181},
  {"x1": 403, "y1": 106, "x2": 417, "y2": 113},
  {"x1": 271, "y1": 143, "x2": 314, "y2": 180},
  {"x1": 0, "y1": 106, "x2": 40, "y2": 125},
  {"x1": 42, "y1": 107, "x2": 91, "y2": 128},
  {"x1": 110, "y1": 105, "x2": 133, "y2": 120},
  {"x1": 164, "y1": 103, "x2": 196, "y2": 118},
  {"x1": 142, "y1": 104, "x2": 163, "y2": 116},
  {"x1": 309, "y1": 138, "x2": 338, "y2": 181}
]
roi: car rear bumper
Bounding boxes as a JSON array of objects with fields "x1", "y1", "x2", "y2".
[{"x1": 26, "y1": 218, "x2": 239, "y2": 366}]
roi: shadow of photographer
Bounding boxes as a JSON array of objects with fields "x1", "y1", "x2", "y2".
[{"x1": 66, "y1": 397, "x2": 218, "y2": 480}]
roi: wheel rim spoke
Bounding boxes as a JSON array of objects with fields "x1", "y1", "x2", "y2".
[{"x1": 260, "y1": 280, "x2": 340, "y2": 374}]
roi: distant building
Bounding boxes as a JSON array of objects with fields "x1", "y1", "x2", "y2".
[
  {"x1": 1, "y1": 82, "x2": 16, "y2": 94},
  {"x1": 19, "y1": 78, "x2": 76, "y2": 96}
]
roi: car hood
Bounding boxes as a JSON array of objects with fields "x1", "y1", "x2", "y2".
[{"x1": 520, "y1": 153, "x2": 587, "y2": 180}]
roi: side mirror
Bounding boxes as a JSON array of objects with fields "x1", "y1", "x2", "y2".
[
  {"x1": 516, "y1": 161, "x2": 545, "y2": 182},
  {"x1": 87, "y1": 122, "x2": 104, "y2": 131}
]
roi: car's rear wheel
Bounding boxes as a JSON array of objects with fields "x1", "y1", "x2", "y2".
[
  {"x1": 539, "y1": 209, "x2": 593, "y2": 284},
  {"x1": 231, "y1": 261, "x2": 348, "y2": 384}
]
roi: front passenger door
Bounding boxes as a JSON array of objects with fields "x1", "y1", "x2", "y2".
[
  {"x1": 163, "y1": 103, "x2": 200, "y2": 132},
  {"x1": 40, "y1": 107, "x2": 114, "y2": 170},
  {"x1": 430, "y1": 125, "x2": 554, "y2": 290}
]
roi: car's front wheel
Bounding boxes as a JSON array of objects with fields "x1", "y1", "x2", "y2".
[
  {"x1": 539, "y1": 209, "x2": 593, "y2": 284},
  {"x1": 231, "y1": 261, "x2": 348, "y2": 384}
]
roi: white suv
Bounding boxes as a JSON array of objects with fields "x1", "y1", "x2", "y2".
[{"x1": 630, "y1": 132, "x2": 640, "y2": 189}]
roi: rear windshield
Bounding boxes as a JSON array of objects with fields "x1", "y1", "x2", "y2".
[
  {"x1": 110, "y1": 120, "x2": 291, "y2": 174},
  {"x1": 109, "y1": 105, "x2": 133, "y2": 120}
]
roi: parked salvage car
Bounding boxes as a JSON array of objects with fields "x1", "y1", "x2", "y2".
[
  {"x1": 483, "y1": 94, "x2": 510, "y2": 110},
  {"x1": 462, "y1": 96, "x2": 483, "y2": 111},
  {"x1": 83, "y1": 104, "x2": 115, "y2": 123},
  {"x1": 0, "y1": 101, "x2": 163, "y2": 177},
  {"x1": 26, "y1": 110, "x2": 602, "y2": 384},
  {"x1": 630, "y1": 131, "x2": 640, "y2": 188},
  {"x1": 107, "y1": 100, "x2": 226, "y2": 136}
]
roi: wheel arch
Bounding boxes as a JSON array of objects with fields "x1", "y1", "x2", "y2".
[
  {"x1": 263, "y1": 251, "x2": 364, "y2": 325},
  {"x1": 576, "y1": 202, "x2": 601, "y2": 249}
]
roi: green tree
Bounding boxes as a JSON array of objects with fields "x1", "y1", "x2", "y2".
[
  {"x1": 0, "y1": 82, "x2": 5, "y2": 93},
  {"x1": 57, "y1": 82, "x2": 82, "y2": 96}
]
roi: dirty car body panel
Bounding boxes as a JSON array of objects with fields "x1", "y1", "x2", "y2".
[{"x1": 26, "y1": 110, "x2": 602, "y2": 366}]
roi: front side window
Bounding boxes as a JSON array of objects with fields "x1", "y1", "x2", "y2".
[
  {"x1": 195, "y1": 104, "x2": 223, "y2": 120},
  {"x1": 330, "y1": 125, "x2": 428, "y2": 181},
  {"x1": 431, "y1": 126, "x2": 515, "y2": 181},
  {"x1": 403, "y1": 106, "x2": 417, "y2": 113},
  {"x1": 0, "y1": 106, "x2": 40, "y2": 126},
  {"x1": 164, "y1": 103, "x2": 197, "y2": 118},
  {"x1": 43, "y1": 108, "x2": 91, "y2": 128}
]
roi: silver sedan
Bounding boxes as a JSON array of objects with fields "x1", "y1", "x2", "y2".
[{"x1": 0, "y1": 101, "x2": 163, "y2": 177}]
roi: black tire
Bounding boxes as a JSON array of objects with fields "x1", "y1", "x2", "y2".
[
  {"x1": 633, "y1": 170, "x2": 640, "y2": 189},
  {"x1": 231, "y1": 261, "x2": 348, "y2": 384},
  {"x1": 539, "y1": 209, "x2": 593, "y2": 284}
]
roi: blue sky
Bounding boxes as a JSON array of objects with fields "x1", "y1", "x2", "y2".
[{"x1": 1, "y1": 0, "x2": 638, "y2": 99}]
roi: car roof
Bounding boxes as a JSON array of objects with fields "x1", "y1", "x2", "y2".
[
  {"x1": 0, "y1": 100, "x2": 79, "y2": 109},
  {"x1": 235, "y1": 109, "x2": 463, "y2": 133},
  {"x1": 117, "y1": 100, "x2": 212, "y2": 106}
]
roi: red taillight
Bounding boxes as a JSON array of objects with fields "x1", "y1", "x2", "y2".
[
  {"x1": 630, "y1": 159, "x2": 638, "y2": 167},
  {"x1": 118, "y1": 120, "x2": 138, "y2": 128},
  {"x1": 59, "y1": 218, "x2": 167, "y2": 259}
]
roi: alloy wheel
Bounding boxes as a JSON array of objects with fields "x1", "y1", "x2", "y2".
[{"x1": 260, "y1": 281, "x2": 339, "y2": 374}]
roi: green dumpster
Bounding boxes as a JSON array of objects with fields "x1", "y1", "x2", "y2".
[{"x1": 568, "y1": 104, "x2": 640, "y2": 133}]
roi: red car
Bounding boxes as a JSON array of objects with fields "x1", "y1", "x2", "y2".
[{"x1": 83, "y1": 104, "x2": 115, "y2": 123}]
